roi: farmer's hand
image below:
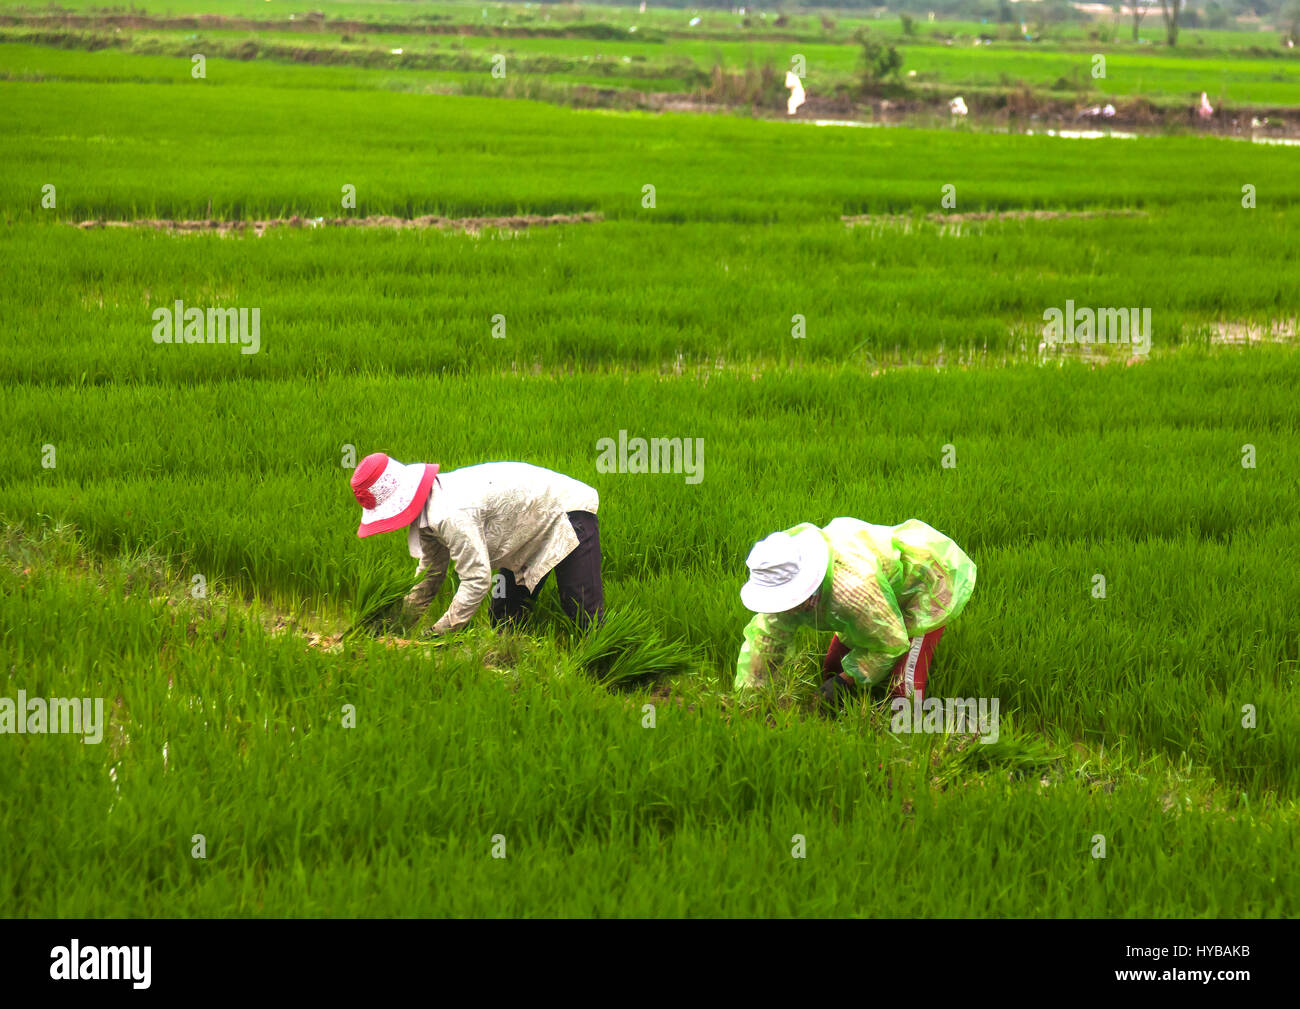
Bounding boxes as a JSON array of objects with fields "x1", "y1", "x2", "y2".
[
  {"x1": 823, "y1": 633, "x2": 849, "y2": 680},
  {"x1": 401, "y1": 594, "x2": 426, "y2": 624},
  {"x1": 818, "y1": 672, "x2": 856, "y2": 712}
]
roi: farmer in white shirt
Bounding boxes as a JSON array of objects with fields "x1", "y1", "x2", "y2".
[{"x1": 349, "y1": 453, "x2": 604, "y2": 634}]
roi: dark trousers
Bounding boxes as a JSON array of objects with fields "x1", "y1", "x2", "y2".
[{"x1": 488, "y1": 511, "x2": 605, "y2": 630}]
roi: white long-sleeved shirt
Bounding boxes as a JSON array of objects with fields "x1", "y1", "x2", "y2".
[{"x1": 405, "y1": 462, "x2": 599, "y2": 633}]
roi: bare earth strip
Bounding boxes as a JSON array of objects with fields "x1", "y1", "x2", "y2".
[
  {"x1": 843, "y1": 209, "x2": 1150, "y2": 227},
  {"x1": 72, "y1": 212, "x2": 603, "y2": 237}
]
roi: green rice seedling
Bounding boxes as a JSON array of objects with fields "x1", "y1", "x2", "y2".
[
  {"x1": 567, "y1": 608, "x2": 701, "y2": 688},
  {"x1": 341, "y1": 565, "x2": 418, "y2": 641},
  {"x1": 923, "y1": 724, "x2": 1061, "y2": 789}
]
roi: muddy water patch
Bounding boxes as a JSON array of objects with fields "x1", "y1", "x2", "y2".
[
  {"x1": 1024, "y1": 128, "x2": 1139, "y2": 140},
  {"x1": 1205, "y1": 318, "x2": 1300, "y2": 345}
]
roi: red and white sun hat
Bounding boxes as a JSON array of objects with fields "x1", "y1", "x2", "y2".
[
  {"x1": 739, "y1": 526, "x2": 831, "y2": 614},
  {"x1": 350, "y1": 453, "x2": 438, "y2": 538}
]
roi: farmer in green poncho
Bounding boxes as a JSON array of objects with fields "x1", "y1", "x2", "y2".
[{"x1": 735, "y1": 518, "x2": 976, "y2": 710}]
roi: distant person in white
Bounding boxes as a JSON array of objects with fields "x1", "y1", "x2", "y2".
[{"x1": 785, "y1": 71, "x2": 805, "y2": 115}]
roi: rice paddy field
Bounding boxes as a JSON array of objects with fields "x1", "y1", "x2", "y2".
[
  {"x1": 1, "y1": 2, "x2": 1298, "y2": 921},
  {"x1": 3, "y1": 0, "x2": 1299, "y2": 110}
]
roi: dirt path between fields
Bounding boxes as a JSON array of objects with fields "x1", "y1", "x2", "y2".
[
  {"x1": 843, "y1": 208, "x2": 1149, "y2": 227},
  {"x1": 72, "y1": 213, "x2": 602, "y2": 236}
]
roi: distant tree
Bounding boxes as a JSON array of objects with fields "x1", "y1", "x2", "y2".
[
  {"x1": 1159, "y1": 0, "x2": 1182, "y2": 46},
  {"x1": 1285, "y1": 0, "x2": 1300, "y2": 45},
  {"x1": 1203, "y1": 1, "x2": 1231, "y2": 28},
  {"x1": 1040, "y1": 0, "x2": 1074, "y2": 23},
  {"x1": 901, "y1": 12, "x2": 916, "y2": 34},
  {"x1": 1132, "y1": 0, "x2": 1151, "y2": 40},
  {"x1": 852, "y1": 27, "x2": 903, "y2": 93}
]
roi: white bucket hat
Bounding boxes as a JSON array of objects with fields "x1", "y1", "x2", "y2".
[{"x1": 739, "y1": 526, "x2": 831, "y2": 614}]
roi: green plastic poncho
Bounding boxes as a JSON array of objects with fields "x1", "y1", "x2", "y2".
[{"x1": 734, "y1": 518, "x2": 976, "y2": 691}]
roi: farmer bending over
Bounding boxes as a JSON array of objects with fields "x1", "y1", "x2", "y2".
[
  {"x1": 735, "y1": 518, "x2": 975, "y2": 710},
  {"x1": 350, "y1": 454, "x2": 604, "y2": 635}
]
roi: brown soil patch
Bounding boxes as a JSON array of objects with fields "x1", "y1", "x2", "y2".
[
  {"x1": 843, "y1": 208, "x2": 1148, "y2": 227},
  {"x1": 72, "y1": 212, "x2": 602, "y2": 237},
  {"x1": 267, "y1": 614, "x2": 436, "y2": 654},
  {"x1": 647, "y1": 686, "x2": 697, "y2": 712},
  {"x1": 279, "y1": 628, "x2": 436, "y2": 653}
]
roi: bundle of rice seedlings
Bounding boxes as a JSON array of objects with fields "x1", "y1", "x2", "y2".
[
  {"x1": 568, "y1": 608, "x2": 700, "y2": 688},
  {"x1": 342, "y1": 568, "x2": 417, "y2": 641}
]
